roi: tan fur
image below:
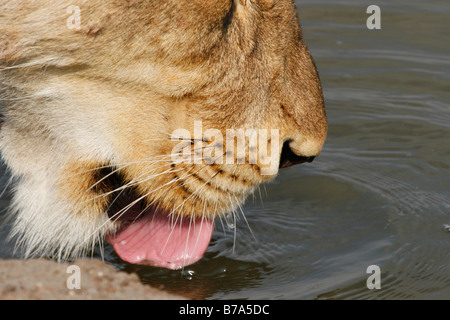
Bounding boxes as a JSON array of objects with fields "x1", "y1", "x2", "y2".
[{"x1": 0, "y1": 0, "x2": 327, "y2": 260}]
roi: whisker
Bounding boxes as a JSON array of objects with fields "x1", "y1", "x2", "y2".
[
  {"x1": 182, "y1": 215, "x2": 194, "y2": 267},
  {"x1": 235, "y1": 195, "x2": 256, "y2": 241},
  {"x1": 86, "y1": 165, "x2": 128, "y2": 192},
  {"x1": 168, "y1": 170, "x2": 220, "y2": 218},
  {"x1": 190, "y1": 201, "x2": 208, "y2": 261},
  {"x1": 0, "y1": 59, "x2": 54, "y2": 71},
  {"x1": 83, "y1": 166, "x2": 184, "y2": 203},
  {"x1": 66, "y1": 154, "x2": 183, "y2": 178},
  {"x1": 108, "y1": 176, "x2": 180, "y2": 223},
  {"x1": 257, "y1": 185, "x2": 264, "y2": 208},
  {"x1": 166, "y1": 148, "x2": 228, "y2": 213},
  {"x1": 86, "y1": 157, "x2": 187, "y2": 192},
  {"x1": 80, "y1": 145, "x2": 228, "y2": 250},
  {"x1": 0, "y1": 174, "x2": 14, "y2": 199},
  {"x1": 153, "y1": 129, "x2": 178, "y2": 137},
  {"x1": 226, "y1": 195, "x2": 238, "y2": 254},
  {"x1": 81, "y1": 176, "x2": 181, "y2": 244},
  {"x1": 69, "y1": 138, "x2": 219, "y2": 180},
  {"x1": 0, "y1": 95, "x2": 36, "y2": 101},
  {"x1": 159, "y1": 210, "x2": 181, "y2": 258},
  {"x1": 159, "y1": 163, "x2": 223, "y2": 258}
]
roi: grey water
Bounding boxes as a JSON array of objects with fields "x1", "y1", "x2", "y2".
[{"x1": 1, "y1": 0, "x2": 449, "y2": 299}]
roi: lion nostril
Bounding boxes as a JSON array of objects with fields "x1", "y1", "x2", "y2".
[{"x1": 279, "y1": 140, "x2": 316, "y2": 169}]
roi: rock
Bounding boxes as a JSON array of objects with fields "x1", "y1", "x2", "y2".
[{"x1": 0, "y1": 258, "x2": 184, "y2": 300}]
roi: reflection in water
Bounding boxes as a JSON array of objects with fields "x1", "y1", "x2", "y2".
[{"x1": 108, "y1": 233, "x2": 273, "y2": 300}]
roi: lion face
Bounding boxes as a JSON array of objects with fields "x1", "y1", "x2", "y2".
[{"x1": 0, "y1": 0, "x2": 327, "y2": 269}]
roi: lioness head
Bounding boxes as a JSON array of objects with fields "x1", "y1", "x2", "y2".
[{"x1": 0, "y1": 0, "x2": 327, "y2": 269}]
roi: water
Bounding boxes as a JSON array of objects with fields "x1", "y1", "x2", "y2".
[{"x1": 1, "y1": 0, "x2": 449, "y2": 299}]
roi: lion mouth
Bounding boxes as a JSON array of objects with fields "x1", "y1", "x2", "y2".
[
  {"x1": 106, "y1": 201, "x2": 214, "y2": 270},
  {"x1": 106, "y1": 207, "x2": 214, "y2": 270},
  {"x1": 93, "y1": 168, "x2": 214, "y2": 270}
]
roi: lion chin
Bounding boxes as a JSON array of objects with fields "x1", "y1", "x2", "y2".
[{"x1": 0, "y1": 0, "x2": 327, "y2": 269}]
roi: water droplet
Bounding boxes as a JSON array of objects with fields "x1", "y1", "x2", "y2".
[
  {"x1": 181, "y1": 269, "x2": 195, "y2": 279},
  {"x1": 224, "y1": 213, "x2": 236, "y2": 229}
]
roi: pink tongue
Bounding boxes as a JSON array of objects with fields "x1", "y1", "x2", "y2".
[{"x1": 106, "y1": 211, "x2": 214, "y2": 270}]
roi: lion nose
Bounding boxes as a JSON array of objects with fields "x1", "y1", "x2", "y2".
[{"x1": 279, "y1": 140, "x2": 316, "y2": 169}]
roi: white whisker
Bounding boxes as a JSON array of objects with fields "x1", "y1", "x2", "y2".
[{"x1": 235, "y1": 195, "x2": 256, "y2": 241}]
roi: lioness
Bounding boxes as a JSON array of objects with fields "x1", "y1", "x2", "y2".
[{"x1": 0, "y1": 0, "x2": 327, "y2": 270}]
